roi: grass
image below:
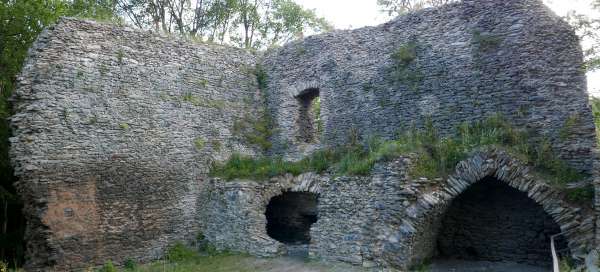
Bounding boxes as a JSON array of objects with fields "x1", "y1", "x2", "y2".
[
  {"x1": 99, "y1": 243, "x2": 366, "y2": 272},
  {"x1": 212, "y1": 114, "x2": 588, "y2": 198}
]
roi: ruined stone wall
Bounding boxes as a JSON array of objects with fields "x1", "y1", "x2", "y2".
[
  {"x1": 9, "y1": 0, "x2": 600, "y2": 269},
  {"x1": 10, "y1": 18, "x2": 261, "y2": 270},
  {"x1": 263, "y1": 0, "x2": 597, "y2": 174},
  {"x1": 201, "y1": 150, "x2": 594, "y2": 270}
]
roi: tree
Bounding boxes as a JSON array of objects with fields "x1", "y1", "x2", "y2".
[
  {"x1": 116, "y1": 0, "x2": 332, "y2": 49},
  {"x1": 0, "y1": 0, "x2": 118, "y2": 266},
  {"x1": 562, "y1": 2, "x2": 600, "y2": 71},
  {"x1": 377, "y1": 0, "x2": 456, "y2": 16}
]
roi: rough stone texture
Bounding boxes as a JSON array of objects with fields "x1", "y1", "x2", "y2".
[
  {"x1": 201, "y1": 150, "x2": 594, "y2": 270},
  {"x1": 10, "y1": 18, "x2": 261, "y2": 270},
  {"x1": 9, "y1": 0, "x2": 600, "y2": 270},
  {"x1": 263, "y1": 0, "x2": 596, "y2": 173},
  {"x1": 437, "y1": 178, "x2": 564, "y2": 267}
]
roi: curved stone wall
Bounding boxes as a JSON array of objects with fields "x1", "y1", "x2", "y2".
[{"x1": 10, "y1": 18, "x2": 261, "y2": 270}]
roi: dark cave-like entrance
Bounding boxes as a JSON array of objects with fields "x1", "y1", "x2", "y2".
[
  {"x1": 265, "y1": 192, "x2": 318, "y2": 245},
  {"x1": 435, "y1": 176, "x2": 567, "y2": 267}
]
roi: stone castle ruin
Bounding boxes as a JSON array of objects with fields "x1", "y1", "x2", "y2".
[{"x1": 10, "y1": 0, "x2": 600, "y2": 270}]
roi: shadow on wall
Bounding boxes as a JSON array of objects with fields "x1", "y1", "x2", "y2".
[
  {"x1": 265, "y1": 192, "x2": 319, "y2": 245},
  {"x1": 295, "y1": 88, "x2": 320, "y2": 144},
  {"x1": 435, "y1": 176, "x2": 567, "y2": 267}
]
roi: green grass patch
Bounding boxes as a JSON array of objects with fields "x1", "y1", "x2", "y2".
[{"x1": 212, "y1": 114, "x2": 587, "y2": 196}]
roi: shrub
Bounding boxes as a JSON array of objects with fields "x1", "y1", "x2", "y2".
[
  {"x1": 98, "y1": 261, "x2": 117, "y2": 272},
  {"x1": 194, "y1": 137, "x2": 206, "y2": 150},
  {"x1": 390, "y1": 42, "x2": 423, "y2": 90},
  {"x1": 166, "y1": 242, "x2": 199, "y2": 262},
  {"x1": 123, "y1": 259, "x2": 137, "y2": 270}
]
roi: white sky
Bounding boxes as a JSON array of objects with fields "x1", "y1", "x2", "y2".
[{"x1": 295, "y1": 0, "x2": 600, "y2": 97}]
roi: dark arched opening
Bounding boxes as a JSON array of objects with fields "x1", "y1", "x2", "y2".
[
  {"x1": 435, "y1": 176, "x2": 567, "y2": 268},
  {"x1": 295, "y1": 88, "x2": 320, "y2": 143},
  {"x1": 265, "y1": 192, "x2": 318, "y2": 244}
]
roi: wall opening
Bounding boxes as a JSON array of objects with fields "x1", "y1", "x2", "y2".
[
  {"x1": 265, "y1": 192, "x2": 318, "y2": 244},
  {"x1": 435, "y1": 176, "x2": 567, "y2": 268},
  {"x1": 295, "y1": 88, "x2": 320, "y2": 143}
]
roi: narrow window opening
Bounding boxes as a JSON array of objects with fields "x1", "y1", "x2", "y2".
[{"x1": 296, "y1": 88, "x2": 320, "y2": 143}]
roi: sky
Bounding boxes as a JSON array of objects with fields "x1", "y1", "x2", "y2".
[{"x1": 295, "y1": 0, "x2": 600, "y2": 97}]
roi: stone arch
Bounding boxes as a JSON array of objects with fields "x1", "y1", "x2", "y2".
[
  {"x1": 383, "y1": 149, "x2": 593, "y2": 269},
  {"x1": 257, "y1": 173, "x2": 322, "y2": 255}
]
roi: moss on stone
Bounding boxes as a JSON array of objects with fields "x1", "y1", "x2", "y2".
[
  {"x1": 194, "y1": 137, "x2": 206, "y2": 151},
  {"x1": 390, "y1": 42, "x2": 423, "y2": 90},
  {"x1": 472, "y1": 30, "x2": 503, "y2": 52}
]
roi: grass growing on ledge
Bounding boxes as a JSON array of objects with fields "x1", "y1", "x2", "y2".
[{"x1": 211, "y1": 115, "x2": 587, "y2": 191}]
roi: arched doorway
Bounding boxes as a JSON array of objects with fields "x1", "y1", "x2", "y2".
[
  {"x1": 435, "y1": 176, "x2": 566, "y2": 268},
  {"x1": 265, "y1": 192, "x2": 318, "y2": 245},
  {"x1": 385, "y1": 151, "x2": 589, "y2": 270}
]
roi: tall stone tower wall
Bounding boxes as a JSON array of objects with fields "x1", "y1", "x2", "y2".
[{"x1": 10, "y1": 18, "x2": 261, "y2": 270}]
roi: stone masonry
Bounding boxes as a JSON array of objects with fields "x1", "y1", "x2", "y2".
[{"x1": 9, "y1": 0, "x2": 600, "y2": 270}]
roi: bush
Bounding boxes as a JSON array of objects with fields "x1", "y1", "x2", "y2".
[
  {"x1": 166, "y1": 242, "x2": 199, "y2": 262},
  {"x1": 123, "y1": 259, "x2": 137, "y2": 270},
  {"x1": 98, "y1": 261, "x2": 117, "y2": 272}
]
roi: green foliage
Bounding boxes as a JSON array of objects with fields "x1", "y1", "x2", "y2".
[
  {"x1": 252, "y1": 64, "x2": 268, "y2": 90},
  {"x1": 99, "y1": 261, "x2": 117, "y2": 272},
  {"x1": 181, "y1": 93, "x2": 226, "y2": 109},
  {"x1": 565, "y1": 186, "x2": 594, "y2": 203},
  {"x1": 377, "y1": 0, "x2": 457, "y2": 16},
  {"x1": 411, "y1": 261, "x2": 431, "y2": 272},
  {"x1": 123, "y1": 259, "x2": 137, "y2": 270},
  {"x1": 194, "y1": 137, "x2": 206, "y2": 151},
  {"x1": 213, "y1": 115, "x2": 586, "y2": 197},
  {"x1": 119, "y1": 123, "x2": 130, "y2": 130},
  {"x1": 195, "y1": 232, "x2": 215, "y2": 254},
  {"x1": 559, "y1": 258, "x2": 575, "y2": 272},
  {"x1": 563, "y1": 6, "x2": 600, "y2": 71},
  {"x1": 231, "y1": 63, "x2": 273, "y2": 151},
  {"x1": 591, "y1": 98, "x2": 600, "y2": 145},
  {"x1": 311, "y1": 97, "x2": 322, "y2": 135},
  {"x1": 166, "y1": 242, "x2": 199, "y2": 262},
  {"x1": 196, "y1": 79, "x2": 208, "y2": 88},
  {"x1": 210, "y1": 140, "x2": 222, "y2": 152},
  {"x1": 472, "y1": 30, "x2": 502, "y2": 51},
  {"x1": 233, "y1": 110, "x2": 274, "y2": 152},
  {"x1": 390, "y1": 42, "x2": 423, "y2": 90},
  {"x1": 116, "y1": 0, "x2": 331, "y2": 49}
]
